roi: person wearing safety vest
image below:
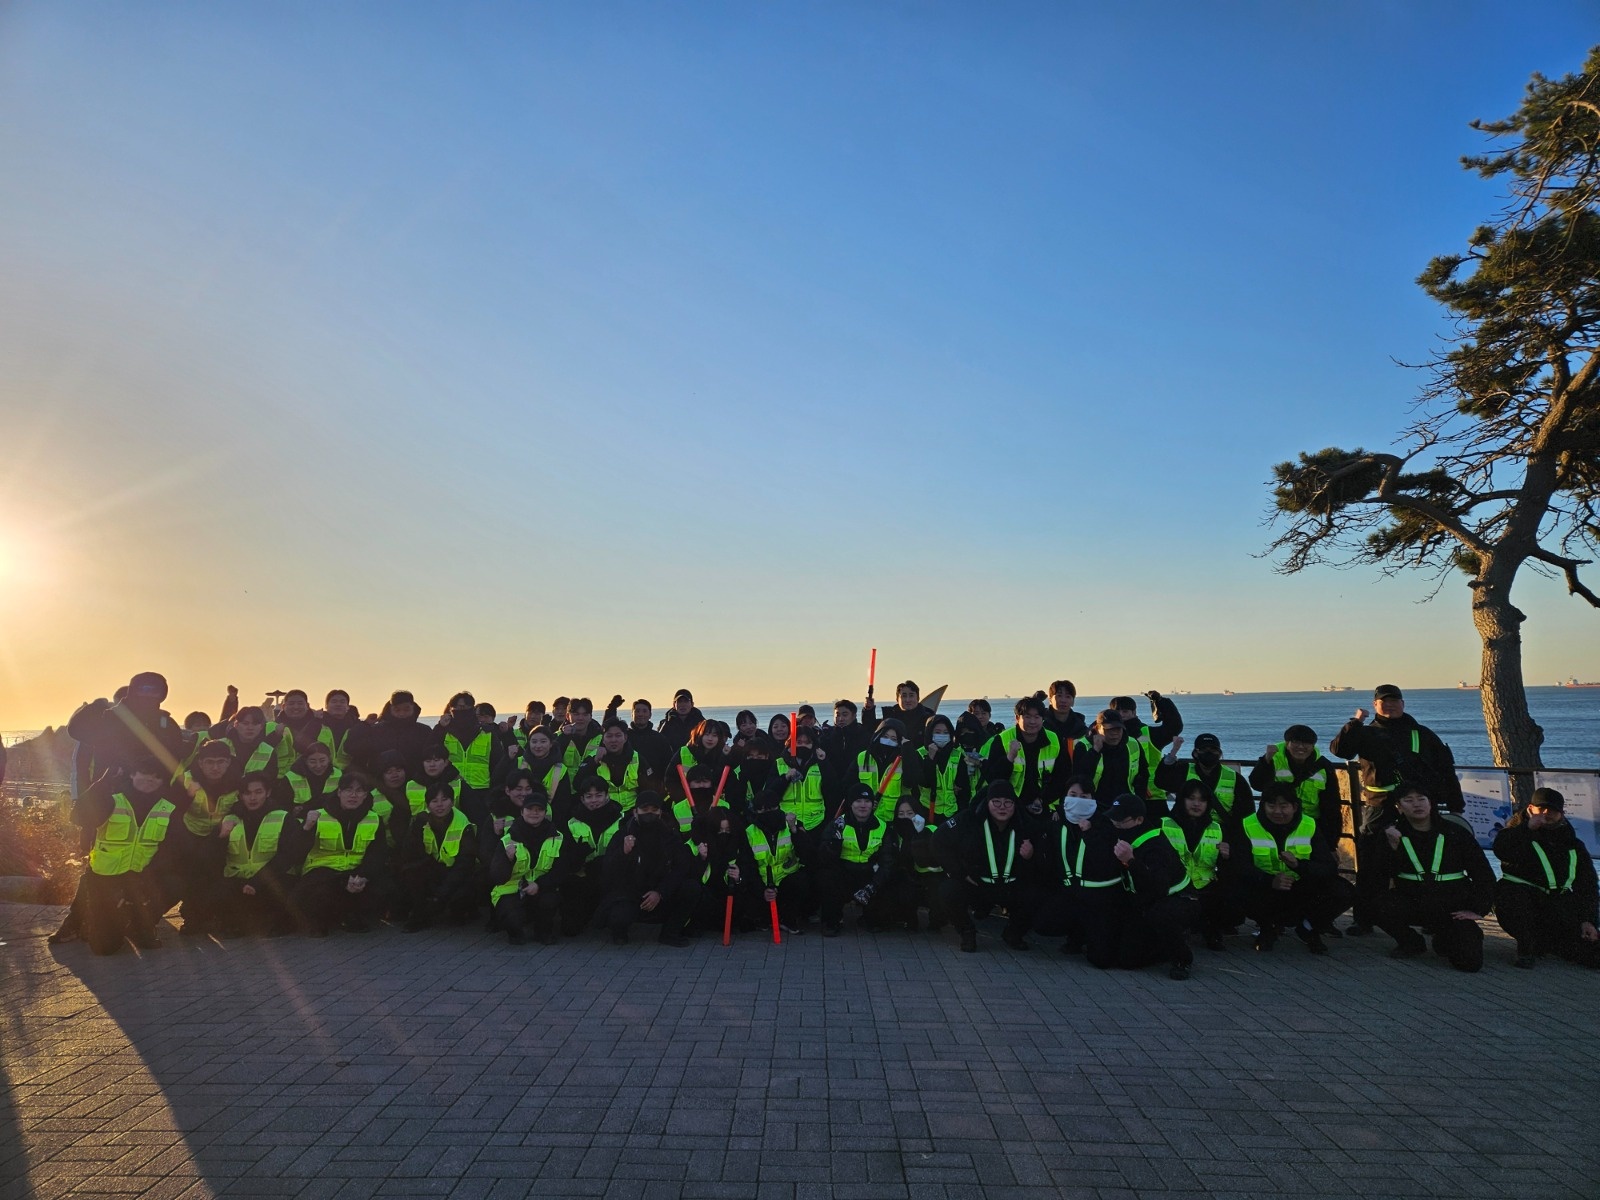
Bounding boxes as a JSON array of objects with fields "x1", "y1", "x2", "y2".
[
  {"x1": 397, "y1": 781, "x2": 480, "y2": 932},
  {"x1": 71, "y1": 756, "x2": 193, "y2": 955},
  {"x1": 1156, "y1": 733, "x2": 1256, "y2": 831},
  {"x1": 1041, "y1": 680, "x2": 1089, "y2": 744},
  {"x1": 737, "y1": 782, "x2": 814, "y2": 933},
  {"x1": 933, "y1": 782, "x2": 1043, "y2": 954},
  {"x1": 1161, "y1": 779, "x2": 1234, "y2": 952},
  {"x1": 289, "y1": 774, "x2": 388, "y2": 937},
  {"x1": 599, "y1": 791, "x2": 701, "y2": 946},
  {"x1": 779, "y1": 725, "x2": 835, "y2": 832},
  {"x1": 561, "y1": 774, "x2": 627, "y2": 936},
  {"x1": 1100, "y1": 792, "x2": 1197, "y2": 979},
  {"x1": 619, "y1": 698, "x2": 671, "y2": 780},
  {"x1": 1236, "y1": 784, "x2": 1355, "y2": 955},
  {"x1": 277, "y1": 742, "x2": 342, "y2": 823},
  {"x1": 817, "y1": 783, "x2": 902, "y2": 936},
  {"x1": 1368, "y1": 781, "x2": 1496, "y2": 972},
  {"x1": 1492, "y1": 787, "x2": 1600, "y2": 970},
  {"x1": 856, "y1": 718, "x2": 921, "y2": 824},
  {"x1": 913, "y1": 715, "x2": 974, "y2": 825},
  {"x1": 517, "y1": 728, "x2": 571, "y2": 816},
  {"x1": 554, "y1": 697, "x2": 604, "y2": 786},
  {"x1": 171, "y1": 739, "x2": 243, "y2": 937},
  {"x1": 206, "y1": 771, "x2": 300, "y2": 937},
  {"x1": 1075, "y1": 710, "x2": 1152, "y2": 804},
  {"x1": 583, "y1": 719, "x2": 649, "y2": 814},
  {"x1": 1246, "y1": 725, "x2": 1340, "y2": 847},
  {"x1": 210, "y1": 705, "x2": 288, "y2": 783},
  {"x1": 511, "y1": 700, "x2": 549, "y2": 755},
  {"x1": 980, "y1": 698, "x2": 1066, "y2": 816},
  {"x1": 1033, "y1": 777, "x2": 1135, "y2": 964},
  {"x1": 485, "y1": 792, "x2": 568, "y2": 944},
  {"x1": 276, "y1": 689, "x2": 333, "y2": 776},
  {"x1": 886, "y1": 796, "x2": 943, "y2": 933},
  {"x1": 435, "y1": 691, "x2": 507, "y2": 822},
  {"x1": 1110, "y1": 690, "x2": 1184, "y2": 789},
  {"x1": 319, "y1": 689, "x2": 367, "y2": 771},
  {"x1": 730, "y1": 734, "x2": 787, "y2": 814}
]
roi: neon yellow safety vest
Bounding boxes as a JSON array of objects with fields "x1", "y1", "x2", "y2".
[
  {"x1": 1241, "y1": 814, "x2": 1315, "y2": 879},
  {"x1": 586, "y1": 753, "x2": 641, "y2": 811},
  {"x1": 980, "y1": 823, "x2": 1018, "y2": 884},
  {"x1": 746, "y1": 824, "x2": 801, "y2": 886},
  {"x1": 1501, "y1": 842, "x2": 1579, "y2": 894},
  {"x1": 1268, "y1": 745, "x2": 1324, "y2": 819},
  {"x1": 287, "y1": 769, "x2": 342, "y2": 809},
  {"x1": 90, "y1": 794, "x2": 177, "y2": 876},
  {"x1": 1057, "y1": 826, "x2": 1122, "y2": 889},
  {"x1": 1160, "y1": 816, "x2": 1222, "y2": 890},
  {"x1": 406, "y1": 776, "x2": 463, "y2": 816},
  {"x1": 1088, "y1": 742, "x2": 1141, "y2": 794},
  {"x1": 1395, "y1": 829, "x2": 1467, "y2": 884},
  {"x1": 302, "y1": 809, "x2": 381, "y2": 873},
  {"x1": 856, "y1": 752, "x2": 905, "y2": 821},
  {"x1": 490, "y1": 832, "x2": 564, "y2": 903},
  {"x1": 223, "y1": 733, "x2": 280, "y2": 776},
  {"x1": 421, "y1": 809, "x2": 471, "y2": 866},
  {"x1": 839, "y1": 821, "x2": 885, "y2": 864},
  {"x1": 568, "y1": 814, "x2": 622, "y2": 863},
  {"x1": 1127, "y1": 826, "x2": 1190, "y2": 894},
  {"x1": 989, "y1": 728, "x2": 1061, "y2": 798},
  {"x1": 1367, "y1": 729, "x2": 1422, "y2": 792},
  {"x1": 673, "y1": 796, "x2": 729, "y2": 834},
  {"x1": 224, "y1": 811, "x2": 288, "y2": 878},
  {"x1": 182, "y1": 775, "x2": 238, "y2": 836},
  {"x1": 781, "y1": 762, "x2": 828, "y2": 828},
  {"x1": 915, "y1": 749, "x2": 965, "y2": 822},
  {"x1": 1188, "y1": 763, "x2": 1241, "y2": 816},
  {"x1": 446, "y1": 730, "x2": 493, "y2": 789}
]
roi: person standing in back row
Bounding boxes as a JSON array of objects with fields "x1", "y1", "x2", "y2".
[{"x1": 1331, "y1": 684, "x2": 1464, "y2": 933}]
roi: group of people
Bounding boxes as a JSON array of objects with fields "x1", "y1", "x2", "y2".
[{"x1": 51, "y1": 672, "x2": 1599, "y2": 978}]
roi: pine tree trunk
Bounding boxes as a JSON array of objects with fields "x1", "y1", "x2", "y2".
[{"x1": 1472, "y1": 569, "x2": 1543, "y2": 805}]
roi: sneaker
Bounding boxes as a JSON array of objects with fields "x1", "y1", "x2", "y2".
[
  {"x1": 611, "y1": 932, "x2": 629, "y2": 945},
  {"x1": 1168, "y1": 963, "x2": 1191, "y2": 981},
  {"x1": 821, "y1": 923, "x2": 842, "y2": 938},
  {"x1": 658, "y1": 932, "x2": 690, "y2": 948},
  {"x1": 1001, "y1": 930, "x2": 1031, "y2": 951},
  {"x1": 1203, "y1": 932, "x2": 1224, "y2": 951},
  {"x1": 179, "y1": 922, "x2": 207, "y2": 938},
  {"x1": 781, "y1": 923, "x2": 804, "y2": 936},
  {"x1": 1345, "y1": 922, "x2": 1373, "y2": 938},
  {"x1": 959, "y1": 931, "x2": 978, "y2": 953},
  {"x1": 507, "y1": 930, "x2": 526, "y2": 946},
  {"x1": 1318, "y1": 924, "x2": 1344, "y2": 939},
  {"x1": 1388, "y1": 938, "x2": 1426, "y2": 959},
  {"x1": 1514, "y1": 954, "x2": 1536, "y2": 969},
  {"x1": 1254, "y1": 926, "x2": 1279, "y2": 953},
  {"x1": 1296, "y1": 926, "x2": 1329, "y2": 956},
  {"x1": 1059, "y1": 940, "x2": 1084, "y2": 956},
  {"x1": 129, "y1": 928, "x2": 162, "y2": 950}
]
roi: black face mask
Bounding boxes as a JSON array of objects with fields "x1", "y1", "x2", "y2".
[
  {"x1": 893, "y1": 817, "x2": 917, "y2": 835},
  {"x1": 754, "y1": 807, "x2": 784, "y2": 830},
  {"x1": 635, "y1": 811, "x2": 661, "y2": 824},
  {"x1": 1194, "y1": 750, "x2": 1221, "y2": 768}
]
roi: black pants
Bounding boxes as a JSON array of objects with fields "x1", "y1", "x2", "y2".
[
  {"x1": 906, "y1": 870, "x2": 948, "y2": 930},
  {"x1": 205, "y1": 872, "x2": 294, "y2": 936},
  {"x1": 398, "y1": 859, "x2": 479, "y2": 927},
  {"x1": 173, "y1": 828, "x2": 225, "y2": 927},
  {"x1": 600, "y1": 881, "x2": 701, "y2": 941},
  {"x1": 819, "y1": 863, "x2": 903, "y2": 929},
  {"x1": 1192, "y1": 881, "x2": 1237, "y2": 940},
  {"x1": 79, "y1": 870, "x2": 179, "y2": 955},
  {"x1": 1374, "y1": 892, "x2": 1485, "y2": 972},
  {"x1": 939, "y1": 878, "x2": 1038, "y2": 939},
  {"x1": 290, "y1": 868, "x2": 381, "y2": 934},
  {"x1": 733, "y1": 872, "x2": 815, "y2": 932},
  {"x1": 1034, "y1": 887, "x2": 1127, "y2": 965},
  {"x1": 1240, "y1": 875, "x2": 1355, "y2": 934},
  {"x1": 1494, "y1": 884, "x2": 1600, "y2": 966},
  {"x1": 560, "y1": 868, "x2": 606, "y2": 934},
  {"x1": 494, "y1": 885, "x2": 560, "y2": 941}
]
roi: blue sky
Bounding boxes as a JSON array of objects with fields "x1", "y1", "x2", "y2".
[{"x1": 2, "y1": 2, "x2": 1598, "y2": 726}]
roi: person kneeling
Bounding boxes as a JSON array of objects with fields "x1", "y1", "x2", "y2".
[
  {"x1": 817, "y1": 784, "x2": 903, "y2": 937},
  {"x1": 1371, "y1": 782, "x2": 1496, "y2": 972},
  {"x1": 398, "y1": 782, "x2": 480, "y2": 932},
  {"x1": 1236, "y1": 784, "x2": 1353, "y2": 955},
  {"x1": 210, "y1": 772, "x2": 298, "y2": 936},
  {"x1": 599, "y1": 791, "x2": 700, "y2": 946},
  {"x1": 289, "y1": 774, "x2": 387, "y2": 936},
  {"x1": 933, "y1": 783, "x2": 1042, "y2": 954},
  {"x1": 486, "y1": 792, "x2": 566, "y2": 944},
  {"x1": 1493, "y1": 787, "x2": 1600, "y2": 970},
  {"x1": 73, "y1": 757, "x2": 192, "y2": 955}
]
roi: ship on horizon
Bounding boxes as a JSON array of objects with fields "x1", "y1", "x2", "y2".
[
  {"x1": 1558, "y1": 676, "x2": 1600, "y2": 688},
  {"x1": 1459, "y1": 680, "x2": 1481, "y2": 690},
  {"x1": 1320, "y1": 685, "x2": 1354, "y2": 692}
]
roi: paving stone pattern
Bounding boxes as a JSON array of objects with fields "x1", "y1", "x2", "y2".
[{"x1": 1, "y1": 903, "x2": 1597, "y2": 1200}]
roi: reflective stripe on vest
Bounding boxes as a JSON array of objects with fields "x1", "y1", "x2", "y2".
[
  {"x1": 289, "y1": 769, "x2": 342, "y2": 809},
  {"x1": 994, "y1": 728, "x2": 1060, "y2": 798},
  {"x1": 1501, "y1": 842, "x2": 1580, "y2": 894},
  {"x1": 782, "y1": 763, "x2": 828, "y2": 828},
  {"x1": 224, "y1": 733, "x2": 279, "y2": 775},
  {"x1": 1129, "y1": 827, "x2": 1190, "y2": 894},
  {"x1": 981, "y1": 823, "x2": 1017, "y2": 885},
  {"x1": 90, "y1": 795, "x2": 176, "y2": 876},
  {"x1": 747, "y1": 825, "x2": 800, "y2": 886},
  {"x1": 490, "y1": 832, "x2": 564, "y2": 903},
  {"x1": 1188, "y1": 763, "x2": 1240, "y2": 815},
  {"x1": 857, "y1": 752, "x2": 904, "y2": 820},
  {"x1": 840, "y1": 821, "x2": 885, "y2": 864},
  {"x1": 1367, "y1": 729, "x2": 1423, "y2": 792},
  {"x1": 225, "y1": 810, "x2": 288, "y2": 878},
  {"x1": 1059, "y1": 825, "x2": 1121, "y2": 889},
  {"x1": 182, "y1": 776, "x2": 238, "y2": 836},
  {"x1": 446, "y1": 730, "x2": 493, "y2": 789},
  {"x1": 1395, "y1": 828, "x2": 1467, "y2": 884},
  {"x1": 303, "y1": 810, "x2": 381, "y2": 873},
  {"x1": 1161, "y1": 816, "x2": 1222, "y2": 890},
  {"x1": 1089, "y1": 743, "x2": 1141, "y2": 793},
  {"x1": 421, "y1": 809, "x2": 471, "y2": 866},
  {"x1": 568, "y1": 815, "x2": 622, "y2": 862},
  {"x1": 588, "y1": 753, "x2": 641, "y2": 811},
  {"x1": 1241, "y1": 814, "x2": 1315, "y2": 878},
  {"x1": 1269, "y1": 745, "x2": 1324, "y2": 818}
]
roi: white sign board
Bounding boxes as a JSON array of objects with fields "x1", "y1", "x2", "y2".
[
  {"x1": 1458, "y1": 770, "x2": 1513, "y2": 850},
  {"x1": 1534, "y1": 772, "x2": 1600, "y2": 854}
]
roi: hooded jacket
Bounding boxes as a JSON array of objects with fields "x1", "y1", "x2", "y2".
[
  {"x1": 1330, "y1": 712, "x2": 1464, "y2": 812},
  {"x1": 1493, "y1": 818, "x2": 1599, "y2": 924}
]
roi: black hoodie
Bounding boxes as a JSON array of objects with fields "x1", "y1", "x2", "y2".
[
  {"x1": 604, "y1": 809, "x2": 695, "y2": 896},
  {"x1": 1493, "y1": 818, "x2": 1600, "y2": 924},
  {"x1": 486, "y1": 813, "x2": 568, "y2": 892}
]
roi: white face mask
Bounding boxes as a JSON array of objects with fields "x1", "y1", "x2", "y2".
[
  {"x1": 1063, "y1": 796, "x2": 1097, "y2": 823},
  {"x1": 931, "y1": 733, "x2": 952, "y2": 748},
  {"x1": 879, "y1": 737, "x2": 899, "y2": 748}
]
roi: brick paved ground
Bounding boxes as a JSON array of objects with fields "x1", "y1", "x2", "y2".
[{"x1": 1, "y1": 902, "x2": 1596, "y2": 1200}]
